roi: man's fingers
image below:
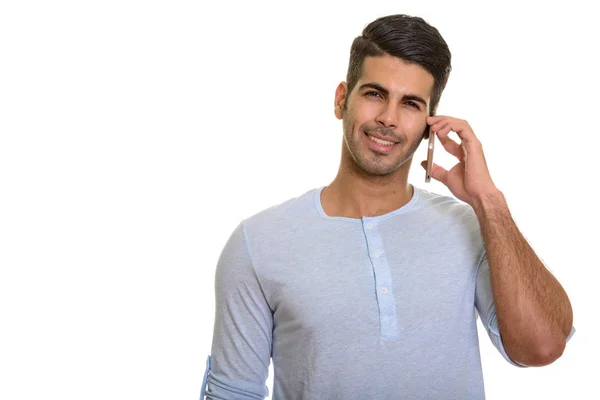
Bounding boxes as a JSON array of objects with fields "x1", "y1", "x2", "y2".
[
  {"x1": 436, "y1": 133, "x2": 463, "y2": 160},
  {"x1": 430, "y1": 162, "x2": 448, "y2": 185},
  {"x1": 428, "y1": 116, "x2": 480, "y2": 146}
]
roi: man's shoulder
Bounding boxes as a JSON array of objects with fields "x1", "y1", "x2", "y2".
[
  {"x1": 242, "y1": 186, "x2": 320, "y2": 228},
  {"x1": 415, "y1": 186, "x2": 478, "y2": 223},
  {"x1": 415, "y1": 186, "x2": 483, "y2": 253}
]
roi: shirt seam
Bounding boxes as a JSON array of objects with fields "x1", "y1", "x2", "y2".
[{"x1": 241, "y1": 219, "x2": 275, "y2": 314}]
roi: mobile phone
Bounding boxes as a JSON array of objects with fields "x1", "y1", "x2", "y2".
[{"x1": 425, "y1": 127, "x2": 435, "y2": 183}]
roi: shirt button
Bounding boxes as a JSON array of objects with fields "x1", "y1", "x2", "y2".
[
  {"x1": 381, "y1": 287, "x2": 388, "y2": 294},
  {"x1": 366, "y1": 223, "x2": 373, "y2": 229},
  {"x1": 374, "y1": 250, "x2": 381, "y2": 258}
]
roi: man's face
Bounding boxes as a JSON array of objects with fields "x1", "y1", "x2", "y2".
[{"x1": 335, "y1": 55, "x2": 434, "y2": 176}]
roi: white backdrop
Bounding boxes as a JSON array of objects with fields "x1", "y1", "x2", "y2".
[{"x1": 1, "y1": 1, "x2": 597, "y2": 399}]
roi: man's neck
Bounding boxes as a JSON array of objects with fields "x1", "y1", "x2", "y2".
[{"x1": 321, "y1": 174, "x2": 414, "y2": 219}]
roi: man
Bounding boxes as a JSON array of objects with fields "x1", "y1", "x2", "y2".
[{"x1": 201, "y1": 14, "x2": 575, "y2": 399}]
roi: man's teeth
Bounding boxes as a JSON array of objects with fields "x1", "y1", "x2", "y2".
[{"x1": 368, "y1": 135, "x2": 395, "y2": 146}]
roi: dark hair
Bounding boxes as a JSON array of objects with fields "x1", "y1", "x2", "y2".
[{"x1": 345, "y1": 14, "x2": 452, "y2": 116}]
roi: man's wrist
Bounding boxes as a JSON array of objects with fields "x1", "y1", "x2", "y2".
[{"x1": 472, "y1": 189, "x2": 508, "y2": 219}]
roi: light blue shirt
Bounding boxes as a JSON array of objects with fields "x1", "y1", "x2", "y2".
[{"x1": 201, "y1": 185, "x2": 575, "y2": 399}]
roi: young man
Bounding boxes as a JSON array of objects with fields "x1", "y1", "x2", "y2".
[{"x1": 201, "y1": 14, "x2": 575, "y2": 399}]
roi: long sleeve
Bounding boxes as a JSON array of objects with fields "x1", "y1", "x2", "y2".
[
  {"x1": 201, "y1": 221, "x2": 273, "y2": 400},
  {"x1": 474, "y1": 249, "x2": 576, "y2": 367}
]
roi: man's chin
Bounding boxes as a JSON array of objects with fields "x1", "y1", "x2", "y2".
[
  {"x1": 360, "y1": 154, "x2": 415, "y2": 177},
  {"x1": 356, "y1": 160, "x2": 400, "y2": 177}
]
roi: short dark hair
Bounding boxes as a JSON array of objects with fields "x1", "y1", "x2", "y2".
[{"x1": 345, "y1": 14, "x2": 452, "y2": 116}]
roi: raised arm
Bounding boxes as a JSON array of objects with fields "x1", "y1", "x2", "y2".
[{"x1": 474, "y1": 192, "x2": 574, "y2": 367}]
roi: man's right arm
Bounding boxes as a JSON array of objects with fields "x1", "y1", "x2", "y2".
[{"x1": 201, "y1": 221, "x2": 273, "y2": 400}]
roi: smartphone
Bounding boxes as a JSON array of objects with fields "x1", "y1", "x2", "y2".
[{"x1": 425, "y1": 127, "x2": 435, "y2": 183}]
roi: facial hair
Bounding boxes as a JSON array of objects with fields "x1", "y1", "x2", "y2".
[{"x1": 342, "y1": 110, "x2": 426, "y2": 177}]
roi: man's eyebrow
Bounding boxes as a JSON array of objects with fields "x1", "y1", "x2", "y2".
[
  {"x1": 358, "y1": 83, "x2": 390, "y2": 95},
  {"x1": 358, "y1": 82, "x2": 428, "y2": 107}
]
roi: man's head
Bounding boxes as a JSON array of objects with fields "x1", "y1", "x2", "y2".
[{"x1": 334, "y1": 14, "x2": 452, "y2": 177}]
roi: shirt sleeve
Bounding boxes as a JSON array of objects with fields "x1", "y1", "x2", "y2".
[
  {"x1": 201, "y1": 221, "x2": 273, "y2": 399},
  {"x1": 474, "y1": 250, "x2": 575, "y2": 368}
]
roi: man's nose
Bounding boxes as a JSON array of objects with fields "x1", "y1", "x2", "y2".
[{"x1": 376, "y1": 102, "x2": 399, "y2": 128}]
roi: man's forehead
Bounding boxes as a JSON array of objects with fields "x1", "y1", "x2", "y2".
[{"x1": 358, "y1": 56, "x2": 434, "y2": 98}]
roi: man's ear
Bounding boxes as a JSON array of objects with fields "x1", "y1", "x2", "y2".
[{"x1": 334, "y1": 82, "x2": 348, "y2": 120}]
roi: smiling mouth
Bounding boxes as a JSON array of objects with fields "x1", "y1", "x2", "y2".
[{"x1": 365, "y1": 133, "x2": 397, "y2": 146}]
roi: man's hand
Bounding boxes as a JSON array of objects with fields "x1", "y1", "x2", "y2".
[{"x1": 420, "y1": 115, "x2": 500, "y2": 208}]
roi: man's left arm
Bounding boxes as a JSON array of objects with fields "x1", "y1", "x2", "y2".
[
  {"x1": 422, "y1": 115, "x2": 574, "y2": 367},
  {"x1": 472, "y1": 191, "x2": 573, "y2": 367}
]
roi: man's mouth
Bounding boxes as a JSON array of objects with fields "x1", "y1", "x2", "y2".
[{"x1": 366, "y1": 133, "x2": 397, "y2": 146}]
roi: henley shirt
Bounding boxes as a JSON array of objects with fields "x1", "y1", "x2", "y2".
[{"x1": 201, "y1": 184, "x2": 575, "y2": 399}]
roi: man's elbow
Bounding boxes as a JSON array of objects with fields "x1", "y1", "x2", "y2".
[
  {"x1": 534, "y1": 338, "x2": 567, "y2": 366},
  {"x1": 508, "y1": 338, "x2": 566, "y2": 367}
]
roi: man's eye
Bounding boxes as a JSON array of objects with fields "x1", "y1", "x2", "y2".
[
  {"x1": 407, "y1": 101, "x2": 420, "y2": 109},
  {"x1": 365, "y1": 91, "x2": 382, "y2": 99}
]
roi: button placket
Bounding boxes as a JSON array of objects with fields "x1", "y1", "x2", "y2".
[{"x1": 362, "y1": 218, "x2": 399, "y2": 339}]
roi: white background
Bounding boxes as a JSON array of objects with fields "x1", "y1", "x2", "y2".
[{"x1": 1, "y1": 1, "x2": 598, "y2": 399}]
